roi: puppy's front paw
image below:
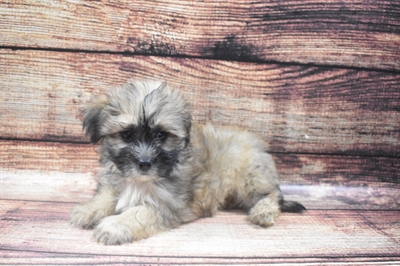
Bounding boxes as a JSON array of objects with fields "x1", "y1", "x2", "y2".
[
  {"x1": 94, "y1": 216, "x2": 133, "y2": 245},
  {"x1": 70, "y1": 203, "x2": 110, "y2": 229}
]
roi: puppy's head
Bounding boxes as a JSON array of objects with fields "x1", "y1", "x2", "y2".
[{"x1": 83, "y1": 80, "x2": 191, "y2": 179}]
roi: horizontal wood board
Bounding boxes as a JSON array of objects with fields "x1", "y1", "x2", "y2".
[
  {"x1": 1, "y1": 140, "x2": 399, "y2": 209},
  {"x1": 1, "y1": 0, "x2": 399, "y2": 71},
  {"x1": 1, "y1": 50, "x2": 399, "y2": 157},
  {"x1": 0, "y1": 200, "x2": 399, "y2": 264},
  {"x1": 2, "y1": 251, "x2": 400, "y2": 266}
]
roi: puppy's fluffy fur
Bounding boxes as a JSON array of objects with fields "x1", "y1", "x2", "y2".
[{"x1": 70, "y1": 80, "x2": 305, "y2": 245}]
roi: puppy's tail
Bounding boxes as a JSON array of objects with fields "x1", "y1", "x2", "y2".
[{"x1": 279, "y1": 199, "x2": 306, "y2": 213}]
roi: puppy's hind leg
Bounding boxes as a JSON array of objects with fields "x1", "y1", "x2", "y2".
[
  {"x1": 247, "y1": 186, "x2": 306, "y2": 227},
  {"x1": 244, "y1": 153, "x2": 305, "y2": 227},
  {"x1": 248, "y1": 190, "x2": 282, "y2": 227},
  {"x1": 247, "y1": 188, "x2": 306, "y2": 227}
]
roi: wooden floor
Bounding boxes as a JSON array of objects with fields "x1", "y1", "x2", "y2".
[
  {"x1": 1, "y1": 199, "x2": 399, "y2": 265},
  {"x1": 1, "y1": 0, "x2": 399, "y2": 264},
  {"x1": 1, "y1": 173, "x2": 399, "y2": 264}
]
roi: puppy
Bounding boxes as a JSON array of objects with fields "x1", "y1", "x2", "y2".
[{"x1": 70, "y1": 80, "x2": 305, "y2": 245}]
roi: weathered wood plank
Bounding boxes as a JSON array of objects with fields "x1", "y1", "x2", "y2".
[
  {"x1": 1, "y1": 0, "x2": 399, "y2": 70},
  {"x1": 1, "y1": 50, "x2": 399, "y2": 156},
  {"x1": 1, "y1": 252, "x2": 400, "y2": 266},
  {"x1": 1, "y1": 252, "x2": 399, "y2": 266},
  {"x1": 0, "y1": 141, "x2": 98, "y2": 174},
  {"x1": 1, "y1": 140, "x2": 399, "y2": 209},
  {"x1": 2, "y1": 169, "x2": 399, "y2": 209},
  {"x1": 1, "y1": 140, "x2": 399, "y2": 187},
  {"x1": 1, "y1": 200, "x2": 399, "y2": 264},
  {"x1": 0, "y1": 140, "x2": 98, "y2": 202},
  {"x1": 275, "y1": 154, "x2": 400, "y2": 187},
  {"x1": 0, "y1": 169, "x2": 96, "y2": 203}
]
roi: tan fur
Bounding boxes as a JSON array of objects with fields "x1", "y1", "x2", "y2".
[
  {"x1": 188, "y1": 124, "x2": 281, "y2": 221},
  {"x1": 70, "y1": 80, "x2": 304, "y2": 245}
]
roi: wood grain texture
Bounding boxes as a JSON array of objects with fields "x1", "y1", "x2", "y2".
[
  {"x1": 1, "y1": 140, "x2": 399, "y2": 209},
  {"x1": 0, "y1": 140, "x2": 98, "y2": 173},
  {"x1": 2, "y1": 250, "x2": 400, "y2": 266},
  {"x1": 1, "y1": 50, "x2": 399, "y2": 156},
  {"x1": 1, "y1": 0, "x2": 399, "y2": 70},
  {"x1": 1, "y1": 200, "x2": 399, "y2": 264}
]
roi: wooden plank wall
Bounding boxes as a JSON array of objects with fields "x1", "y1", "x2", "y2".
[
  {"x1": 0, "y1": 0, "x2": 399, "y2": 264},
  {"x1": 1, "y1": 0, "x2": 399, "y2": 197}
]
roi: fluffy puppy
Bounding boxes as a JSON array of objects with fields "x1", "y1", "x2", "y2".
[{"x1": 70, "y1": 80, "x2": 305, "y2": 245}]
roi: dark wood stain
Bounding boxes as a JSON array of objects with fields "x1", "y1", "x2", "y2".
[
  {"x1": 203, "y1": 34, "x2": 262, "y2": 62},
  {"x1": 128, "y1": 38, "x2": 179, "y2": 56}
]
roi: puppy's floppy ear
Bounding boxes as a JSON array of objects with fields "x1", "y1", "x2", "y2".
[{"x1": 82, "y1": 94, "x2": 109, "y2": 143}]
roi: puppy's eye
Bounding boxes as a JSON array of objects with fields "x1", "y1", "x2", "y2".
[
  {"x1": 120, "y1": 130, "x2": 133, "y2": 141},
  {"x1": 156, "y1": 131, "x2": 167, "y2": 140}
]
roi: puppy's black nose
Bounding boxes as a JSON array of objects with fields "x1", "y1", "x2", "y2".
[{"x1": 138, "y1": 158, "x2": 152, "y2": 171}]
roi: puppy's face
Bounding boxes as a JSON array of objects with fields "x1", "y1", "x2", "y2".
[{"x1": 83, "y1": 81, "x2": 191, "y2": 179}]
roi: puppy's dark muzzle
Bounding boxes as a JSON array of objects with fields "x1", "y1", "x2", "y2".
[{"x1": 138, "y1": 158, "x2": 152, "y2": 172}]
